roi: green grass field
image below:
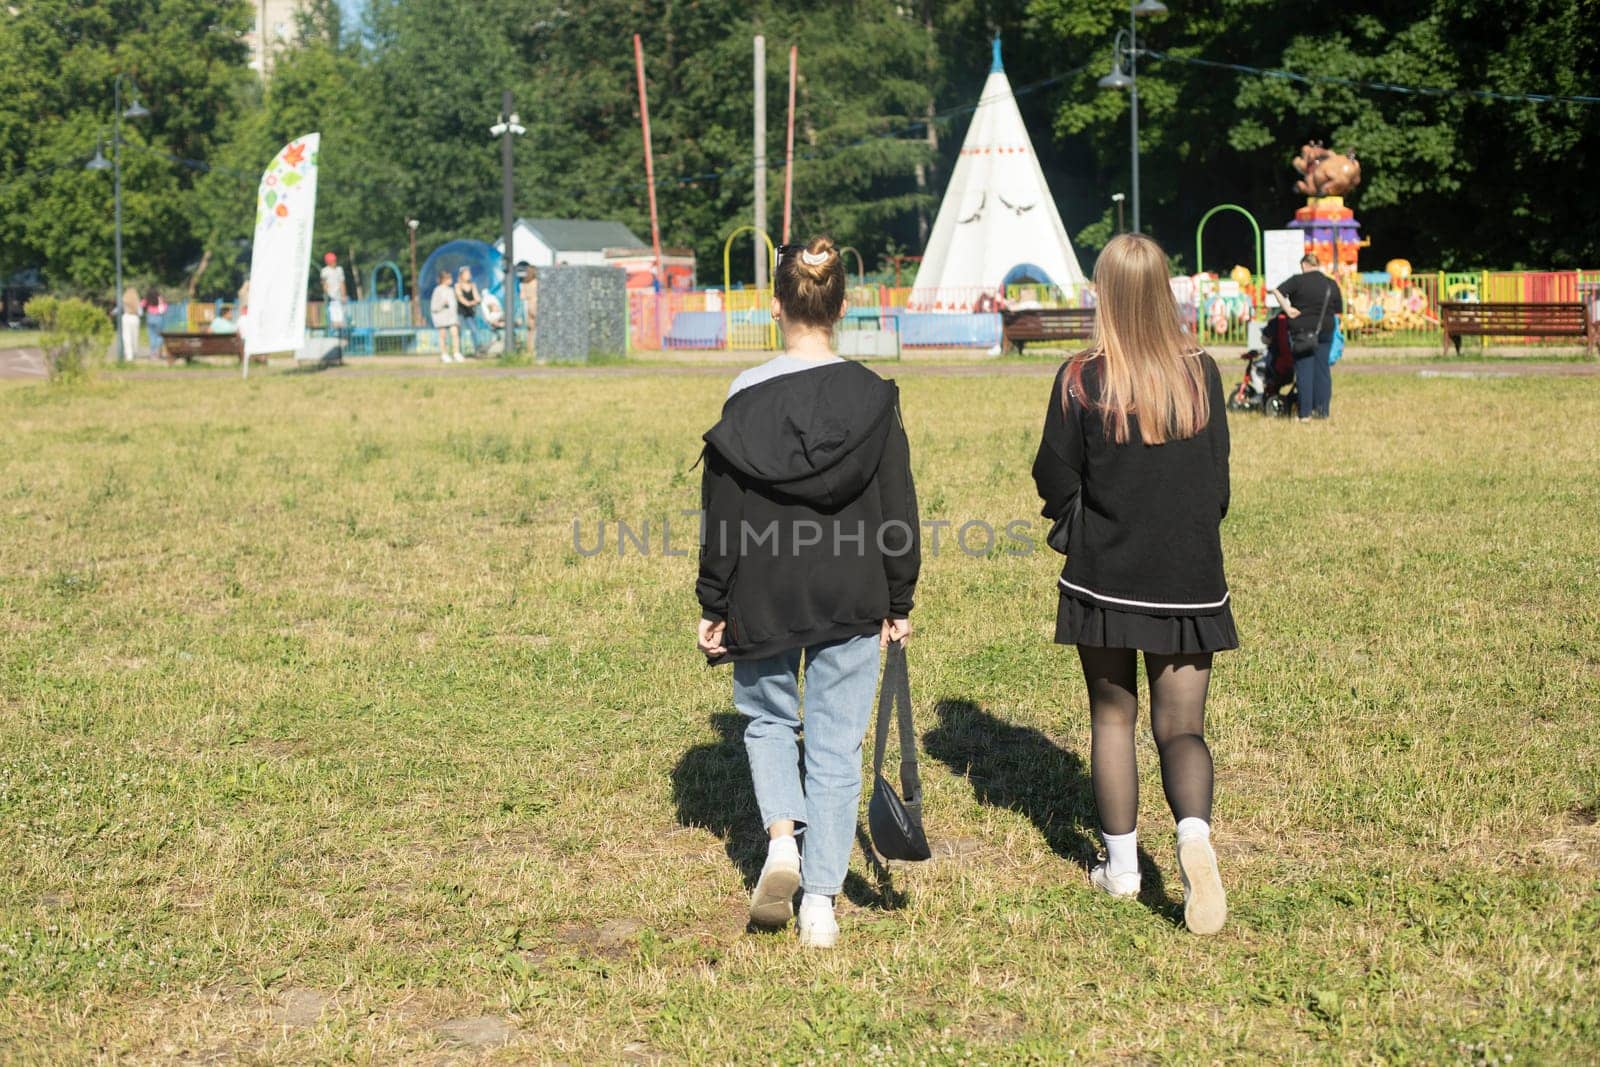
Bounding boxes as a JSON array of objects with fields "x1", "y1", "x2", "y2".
[{"x1": 2, "y1": 366, "x2": 1597, "y2": 1064}]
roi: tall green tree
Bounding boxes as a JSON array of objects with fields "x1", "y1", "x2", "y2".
[
  {"x1": 1028, "y1": 0, "x2": 1600, "y2": 271},
  {"x1": 0, "y1": 0, "x2": 255, "y2": 290}
]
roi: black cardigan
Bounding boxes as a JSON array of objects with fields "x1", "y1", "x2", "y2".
[
  {"x1": 1031, "y1": 353, "x2": 1231, "y2": 616},
  {"x1": 698, "y1": 361, "x2": 921, "y2": 662}
]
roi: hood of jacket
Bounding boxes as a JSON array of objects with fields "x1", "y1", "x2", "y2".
[{"x1": 704, "y1": 361, "x2": 899, "y2": 509}]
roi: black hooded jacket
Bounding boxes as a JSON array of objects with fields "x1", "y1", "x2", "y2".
[{"x1": 697, "y1": 361, "x2": 920, "y2": 662}]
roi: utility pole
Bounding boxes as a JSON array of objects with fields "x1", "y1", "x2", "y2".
[
  {"x1": 753, "y1": 34, "x2": 768, "y2": 290},
  {"x1": 783, "y1": 45, "x2": 797, "y2": 244},
  {"x1": 915, "y1": 1, "x2": 938, "y2": 248}
]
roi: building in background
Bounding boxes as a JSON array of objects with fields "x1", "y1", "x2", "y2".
[
  {"x1": 246, "y1": 0, "x2": 303, "y2": 76},
  {"x1": 497, "y1": 218, "x2": 696, "y2": 291}
]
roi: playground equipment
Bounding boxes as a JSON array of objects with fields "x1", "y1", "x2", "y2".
[
  {"x1": 1195, "y1": 271, "x2": 1258, "y2": 339},
  {"x1": 1194, "y1": 204, "x2": 1263, "y2": 284},
  {"x1": 368, "y1": 260, "x2": 406, "y2": 299},
  {"x1": 910, "y1": 38, "x2": 1085, "y2": 310},
  {"x1": 1286, "y1": 143, "x2": 1369, "y2": 273},
  {"x1": 1292, "y1": 142, "x2": 1361, "y2": 197},
  {"x1": 417, "y1": 239, "x2": 503, "y2": 328},
  {"x1": 1342, "y1": 269, "x2": 1439, "y2": 337},
  {"x1": 720, "y1": 225, "x2": 777, "y2": 350}
]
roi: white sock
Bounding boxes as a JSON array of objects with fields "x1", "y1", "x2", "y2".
[
  {"x1": 1176, "y1": 817, "x2": 1211, "y2": 843},
  {"x1": 801, "y1": 892, "x2": 832, "y2": 912},
  {"x1": 767, "y1": 834, "x2": 798, "y2": 863},
  {"x1": 1103, "y1": 829, "x2": 1138, "y2": 879}
]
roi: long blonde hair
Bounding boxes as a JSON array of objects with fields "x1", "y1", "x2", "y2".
[{"x1": 1069, "y1": 234, "x2": 1208, "y2": 445}]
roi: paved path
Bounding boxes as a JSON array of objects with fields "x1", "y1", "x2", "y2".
[
  {"x1": 3, "y1": 350, "x2": 1595, "y2": 383},
  {"x1": 0, "y1": 347, "x2": 46, "y2": 380}
]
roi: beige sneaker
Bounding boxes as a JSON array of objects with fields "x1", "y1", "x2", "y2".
[
  {"x1": 748, "y1": 851, "x2": 801, "y2": 928},
  {"x1": 1177, "y1": 835, "x2": 1227, "y2": 935}
]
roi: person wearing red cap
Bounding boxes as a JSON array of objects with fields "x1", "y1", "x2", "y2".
[{"x1": 320, "y1": 252, "x2": 348, "y2": 334}]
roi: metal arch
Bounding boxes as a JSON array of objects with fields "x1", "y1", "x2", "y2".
[
  {"x1": 368, "y1": 260, "x2": 406, "y2": 300},
  {"x1": 1195, "y1": 204, "x2": 1263, "y2": 284},
  {"x1": 722, "y1": 225, "x2": 776, "y2": 291},
  {"x1": 722, "y1": 226, "x2": 777, "y2": 351},
  {"x1": 839, "y1": 246, "x2": 867, "y2": 287}
]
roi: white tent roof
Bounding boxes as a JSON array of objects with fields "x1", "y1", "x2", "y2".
[{"x1": 910, "y1": 41, "x2": 1086, "y2": 309}]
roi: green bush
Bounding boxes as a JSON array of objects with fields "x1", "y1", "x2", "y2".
[{"x1": 25, "y1": 295, "x2": 112, "y2": 383}]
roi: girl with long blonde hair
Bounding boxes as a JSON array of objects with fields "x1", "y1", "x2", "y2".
[{"x1": 1032, "y1": 233, "x2": 1234, "y2": 935}]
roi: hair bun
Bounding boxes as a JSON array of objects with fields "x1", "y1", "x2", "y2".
[
  {"x1": 774, "y1": 234, "x2": 846, "y2": 329},
  {"x1": 798, "y1": 237, "x2": 837, "y2": 270}
]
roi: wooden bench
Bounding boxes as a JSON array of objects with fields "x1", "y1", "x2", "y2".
[
  {"x1": 1000, "y1": 307, "x2": 1096, "y2": 354},
  {"x1": 162, "y1": 331, "x2": 265, "y2": 365},
  {"x1": 1438, "y1": 301, "x2": 1596, "y2": 358}
]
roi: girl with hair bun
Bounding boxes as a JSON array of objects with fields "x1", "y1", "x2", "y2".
[
  {"x1": 1032, "y1": 233, "x2": 1234, "y2": 935},
  {"x1": 696, "y1": 236, "x2": 921, "y2": 948}
]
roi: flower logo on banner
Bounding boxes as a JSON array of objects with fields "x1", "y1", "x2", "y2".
[{"x1": 257, "y1": 139, "x2": 318, "y2": 230}]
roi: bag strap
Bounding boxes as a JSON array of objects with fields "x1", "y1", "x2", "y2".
[
  {"x1": 1312, "y1": 286, "x2": 1332, "y2": 336},
  {"x1": 872, "y1": 642, "x2": 923, "y2": 802}
]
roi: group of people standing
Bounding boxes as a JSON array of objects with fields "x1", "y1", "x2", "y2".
[
  {"x1": 696, "y1": 233, "x2": 1233, "y2": 948},
  {"x1": 116, "y1": 286, "x2": 169, "y2": 360},
  {"x1": 429, "y1": 263, "x2": 537, "y2": 363}
]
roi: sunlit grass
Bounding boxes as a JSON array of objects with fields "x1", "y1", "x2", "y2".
[{"x1": 1, "y1": 367, "x2": 1596, "y2": 1062}]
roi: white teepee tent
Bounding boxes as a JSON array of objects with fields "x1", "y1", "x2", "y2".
[{"x1": 910, "y1": 40, "x2": 1086, "y2": 310}]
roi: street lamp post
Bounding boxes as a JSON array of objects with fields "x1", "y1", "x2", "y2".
[
  {"x1": 490, "y1": 92, "x2": 525, "y2": 354},
  {"x1": 1097, "y1": 0, "x2": 1166, "y2": 234},
  {"x1": 86, "y1": 74, "x2": 149, "y2": 360},
  {"x1": 405, "y1": 218, "x2": 421, "y2": 327}
]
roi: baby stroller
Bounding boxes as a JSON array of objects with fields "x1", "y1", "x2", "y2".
[{"x1": 1228, "y1": 311, "x2": 1299, "y2": 416}]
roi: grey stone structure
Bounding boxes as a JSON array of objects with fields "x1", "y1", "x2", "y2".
[{"x1": 534, "y1": 266, "x2": 627, "y2": 363}]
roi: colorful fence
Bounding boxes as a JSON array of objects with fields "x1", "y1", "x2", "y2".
[
  {"x1": 170, "y1": 268, "x2": 1596, "y2": 356},
  {"x1": 1193, "y1": 269, "x2": 1600, "y2": 351}
]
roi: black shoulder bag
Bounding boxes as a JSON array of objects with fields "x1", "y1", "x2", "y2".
[
  {"x1": 1289, "y1": 286, "x2": 1332, "y2": 357},
  {"x1": 867, "y1": 642, "x2": 932, "y2": 862}
]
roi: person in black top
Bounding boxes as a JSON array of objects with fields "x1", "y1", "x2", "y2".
[
  {"x1": 1271, "y1": 254, "x2": 1343, "y2": 420},
  {"x1": 697, "y1": 236, "x2": 920, "y2": 949},
  {"x1": 1032, "y1": 233, "x2": 1232, "y2": 935},
  {"x1": 454, "y1": 266, "x2": 485, "y2": 356}
]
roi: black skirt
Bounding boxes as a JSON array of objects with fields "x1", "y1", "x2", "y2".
[{"x1": 1055, "y1": 593, "x2": 1238, "y2": 655}]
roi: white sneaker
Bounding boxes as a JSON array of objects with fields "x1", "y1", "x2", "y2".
[
  {"x1": 440, "y1": 352, "x2": 450, "y2": 363},
  {"x1": 1177, "y1": 835, "x2": 1227, "y2": 935},
  {"x1": 748, "y1": 849, "x2": 801, "y2": 928},
  {"x1": 797, "y1": 897, "x2": 839, "y2": 949},
  {"x1": 455, "y1": 352, "x2": 467, "y2": 363},
  {"x1": 1089, "y1": 864, "x2": 1141, "y2": 899}
]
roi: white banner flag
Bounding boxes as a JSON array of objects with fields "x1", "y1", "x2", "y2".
[{"x1": 245, "y1": 133, "x2": 320, "y2": 356}]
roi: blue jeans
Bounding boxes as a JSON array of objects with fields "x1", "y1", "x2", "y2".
[
  {"x1": 461, "y1": 313, "x2": 490, "y2": 354},
  {"x1": 1294, "y1": 341, "x2": 1333, "y2": 417},
  {"x1": 145, "y1": 312, "x2": 165, "y2": 356},
  {"x1": 734, "y1": 634, "x2": 881, "y2": 896}
]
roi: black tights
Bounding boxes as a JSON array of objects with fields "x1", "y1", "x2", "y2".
[{"x1": 1077, "y1": 646, "x2": 1214, "y2": 836}]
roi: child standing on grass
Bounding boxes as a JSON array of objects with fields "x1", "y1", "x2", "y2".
[
  {"x1": 430, "y1": 270, "x2": 461, "y2": 363},
  {"x1": 1031, "y1": 233, "x2": 1235, "y2": 935},
  {"x1": 696, "y1": 236, "x2": 920, "y2": 949}
]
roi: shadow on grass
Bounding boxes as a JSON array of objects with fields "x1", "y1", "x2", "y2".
[
  {"x1": 670, "y1": 712, "x2": 905, "y2": 918},
  {"x1": 922, "y1": 698, "x2": 1178, "y2": 922},
  {"x1": 281, "y1": 355, "x2": 343, "y2": 374}
]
